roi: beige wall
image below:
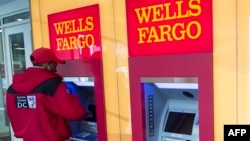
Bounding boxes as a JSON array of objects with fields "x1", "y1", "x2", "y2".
[
  {"x1": 30, "y1": 0, "x2": 250, "y2": 141},
  {"x1": 237, "y1": 0, "x2": 250, "y2": 124},
  {"x1": 213, "y1": 0, "x2": 237, "y2": 140},
  {"x1": 214, "y1": 0, "x2": 250, "y2": 141}
]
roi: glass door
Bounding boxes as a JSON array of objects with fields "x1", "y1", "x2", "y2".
[
  {"x1": 0, "y1": 28, "x2": 10, "y2": 140},
  {"x1": 1, "y1": 22, "x2": 32, "y2": 141},
  {"x1": 4, "y1": 23, "x2": 32, "y2": 78}
]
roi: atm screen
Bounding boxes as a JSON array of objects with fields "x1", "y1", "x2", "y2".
[{"x1": 164, "y1": 111, "x2": 195, "y2": 135}]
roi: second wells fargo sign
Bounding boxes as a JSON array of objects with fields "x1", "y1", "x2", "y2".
[{"x1": 126, "y1": 0, "x2": 213, "y2": 56}]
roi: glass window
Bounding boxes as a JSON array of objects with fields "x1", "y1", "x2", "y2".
[
  {"x1": 0, "y1": 28, "x2": 4, "y2": 105},
  {"x1": 0, "y1": 27, "x2": 11, "y2": 141},
  {"x1": 9, "y1": 33, "x2": 26, "y2": 74},
  {"x1": 3, "y1": 11, "x2": 30, "y2": 24}
]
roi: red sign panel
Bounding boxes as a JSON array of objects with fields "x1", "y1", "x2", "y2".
[
  {"x1": 126, "y1": 0, "x2": 213, "y2": 56},
  {"x1": 48, "y1": 4, "x2": 101, "y2": 60}
]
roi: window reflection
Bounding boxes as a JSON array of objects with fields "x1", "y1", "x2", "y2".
[
  {"x1": 3, "y1": 12, "x2": 30, "y2": 24},
  {"x1": 9, "y1": 33, "x2": 26, "y2": 74}
]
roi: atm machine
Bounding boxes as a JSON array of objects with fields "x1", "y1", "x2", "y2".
[
  {"x1": 47, "y1": 4, "x2": 106, "y2": 141},
  {"x1": 56, "y1": 58, "x2": 106, "y2": 141},
  {"x1": 142, "y1": 79, "x2": 199, "y2": 141},
  {"x1": 63, "y1": 77, "x2": 97, "y2": 141}
]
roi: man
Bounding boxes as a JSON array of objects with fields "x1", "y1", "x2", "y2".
[{"x1": 6, "y1": 47, "x2": 87, "y2": 141}]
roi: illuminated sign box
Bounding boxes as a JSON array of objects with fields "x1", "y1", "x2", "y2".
[
  {"x1": 48, "y1": 4, "x2": 101, "y2": 60},
  {"x1": 126, "y1": 0, "x2": 213, "y2": 56}
]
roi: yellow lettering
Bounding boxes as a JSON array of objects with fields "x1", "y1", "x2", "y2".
[
  {"x1": 147, "y1": 26, "x2": 159, "y2": 43},
  {"x1": 163, "y1": 3, "x2": 177, "y2": 20},
  {"x1": 86, "y1": 34, "x2": 95, "y2": 47},
  {"x1": 55, "y1": 34, "x2": 95, "y2": 51},
  {"x1": 158, "y1": 24, "x2": 172, "y2": 41},
  {"x1": 137, "y1": 21, "x2": 201, "y2": 43},
  {"x1": 53, "y1": 22, "x2": 64, "y2": 35},
  {"x1": 63, "y1": 37, "x2": 70, "y2": 49},
  {"x1": 186, "y1": 21, "x2": 201, "y2": 39},
  {"x1": 148, "y1": 4, "x2": 164, "y2": 22},
  {"x1": 134, "y1": 0, "x2": 202, "y2": 23},
  {"x1": 137, "y1": 27, "x2": 149, "y2": 44},
  {"x1": 56, "y1": 38, "x2": 64, "y2": 50},
  {"x1": 189, "y1": 0, "x2": 201, "y2": 17},
  {"x1": 64, "y1": 20, "x2": 74, "y2": 34},
  {"x1": 134, "y1": 7, "x2": 151, "y2": 24},
  {"x1": 78, "y1": 18, "x2": 83, "y2": 32},
  {"x1": 86, "y1": 16, "x2": 94, "y2": 31},
  {"x1": 176, "y1": 0, "x2": 189, "y2": 18},
  {"x1": 53, "y1": 17, "x2": 95, "y2": 35},
  {"x1": 172, "y1": 23, "x2": 185, "y2": 40},
  {"x1": 68, "y1": 36, "x2": 77, "y2": 49}
]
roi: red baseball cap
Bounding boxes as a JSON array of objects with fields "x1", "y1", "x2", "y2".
[{"x1": 30, "y1": 47, "x2": 65, "y2": 64}]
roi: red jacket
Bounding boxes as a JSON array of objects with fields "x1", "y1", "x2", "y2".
[{"x1": 6, "y1": 67, "x2": 87, "y2": 141}]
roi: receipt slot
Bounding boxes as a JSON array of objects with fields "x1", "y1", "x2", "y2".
[{"x1": 57, "y1": 59, "x2": 107, "y2": 141}]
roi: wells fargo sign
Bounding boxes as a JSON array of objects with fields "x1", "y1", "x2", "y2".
[
  {"x1": 48, "y1": 4, "x2": 101, "y2": 60},
  {"x1": 126, "y1": 0, "x2": 213, "y2": 56}
]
